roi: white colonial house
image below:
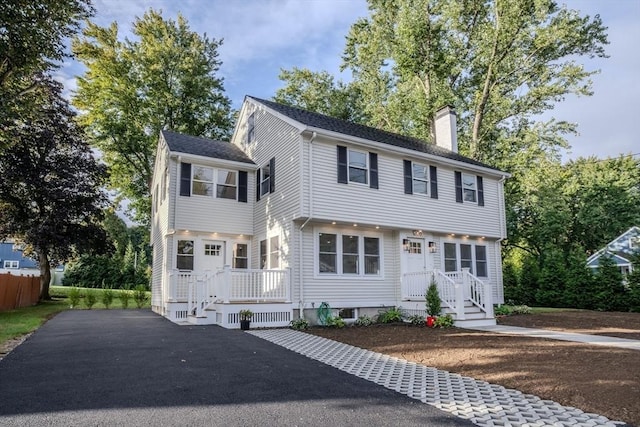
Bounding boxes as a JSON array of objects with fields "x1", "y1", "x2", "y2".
[{"x1": 150, "y1": 96, "x2": 510, "y2": 328}]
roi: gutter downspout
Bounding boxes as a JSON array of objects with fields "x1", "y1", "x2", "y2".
[
  {"x1": 298, "y1": 131, "x2": 317, "y2": 319},
  {"x1": 495, "y1": 175, "x2": 507, "y2": 305}
]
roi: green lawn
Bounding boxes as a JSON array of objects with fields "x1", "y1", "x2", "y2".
[{"x1": 0, "y1": 286, "x2": 151, "y2": 347}]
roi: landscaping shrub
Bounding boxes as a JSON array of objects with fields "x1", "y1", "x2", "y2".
[
  {"x1": 101, "y1": 287, "x2": 114, "y2": 309},
  {"x1": 325, "y1": 316, "x2": 346, "y2": 328},
  {"x1": 407, "y1": 314, "x2": 425, "y2": 326},
  {"x1": 118, "y1": 287, "x2": 132, "y2": 309},
  {"x1": 355, "y1": 315, "x2": 373, "y2": 326},
  {"x1": 68, "y1": 287, "x2": 81, "y2": 308},
  {"x1": 494, "y1": 305, "x2": 512, "y2": 316},
  {"x1": 84, "y1": 289, "x2": 97, "y2": 309},
  {"x1": 377, "y1": 307, "x2": 404, "y2": 323},
  {"x1": 289, "y1": 318, "x2": 309, "y2": 330},
  {"x1": 426, "y1": 280, "x2": 441, "y2": 317},
  {"x1": 133, "y1": 285, "x2": 148, "y2": 308},
  {"x1": 434, "y1": 314, "x2": 454, "y2": 328},
  {"x1": 510, "y1": 305, "x2": 532, "y2": 315}
]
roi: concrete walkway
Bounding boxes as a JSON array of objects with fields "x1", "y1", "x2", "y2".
[{"x1": 467, "y1": 325, "x2": 640, "y2": 351}]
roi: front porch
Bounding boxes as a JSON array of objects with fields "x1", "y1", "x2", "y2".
[
  {"x1": 401, "y1": 268, "x2": 496, "y2": 327},
  {"x1": 165, "y1": 267, "x2": 294, "y2": 328}
]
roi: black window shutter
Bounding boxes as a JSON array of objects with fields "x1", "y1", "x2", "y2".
[
  {"x1": 256, "y1": 170, "x2": 261, "y2": 201},
  {"x1": 403, "y1": 160, "x2": 412, "y2": 194},
  {"x1": 337, "y1": 146, "x2": 348, "y2": 184},
  {"x1": 477, "y1": 176, "x2": 484, "y2": 206},
  {"x1": 180, "y1": 162, "x2": 191, "y2": 197},
  {"x1": 238, "y1": 171, "x2": 247, "y2": 203},
  {"x1": 455, "y1": 171, "x2": 463, "y2": 203},
  {"x1": 369, "y1": 152, "x2": 378, "y2": 189},
  {"x1": 269, "y1": 157, "x2": 275, "y2": 193},
  {"x1": 430, "y1": 165, "x2": 438, "y2": 199}
]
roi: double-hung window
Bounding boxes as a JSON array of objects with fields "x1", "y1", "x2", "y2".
[
  {"x1": 233, "y1": 243, "x2": 248, "y2": 269},
  {"x1": 247, "y1": 112, "x2": 255, "y2": 144},
  {"x1": 216, "y1": 170, "x2": 237, "y2": 200},
  {"x1": 3, "y1": 260, "x2": 19, "y2": 269},
  {"x1": 259, "y1": 236, "x2": 280, "y2": 269},
  {"x1": 348, "y1": 150, "x2": 368, "y2": 184},
  {"x1": 177, "y1": 240, "x2": 194, "y2": 270},
  {"x1": 455, "y1": 171, "x2": 484, "y2": 206},
  {"x1": 192, "y1": 166, "x2": 214, "y2": 197},
  {"x1": 337, "y1": 146, "x2": 378, "y2": 189},
  {"x1": 257, "y1": 157, "x2": 275, "y2": 200},
  {"x1": 270, "y1": 236, "x2": 280, "y2": 269},
  {"x1": 404, "y1": 160, "x2": 438, "y2": 198},
  {"x1": 443, "y1": 242, "x2": 488, "y2": 277},
  {"x1": 319, "y1": 233, "x2": 337, "y2": 273},
  {"x1": 318, "y1": 232, "x2": 381, "y2": 276},
  {"x1": 412, "y1": 163, "x2": 429, "y2": 195}
]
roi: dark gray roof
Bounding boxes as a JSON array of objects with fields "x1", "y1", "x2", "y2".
[
  {"x1": 161, "y1": 130, "x2": 254, "y2": 165},
  {"x1": 249, "y1": 96, "x2": 499, "y2": 171}
]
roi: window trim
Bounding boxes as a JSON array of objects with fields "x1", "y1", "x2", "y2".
[
  {"x1": 315, "y1": 228, "x2": 383, "y2": 278},
  {"x1": 3, "y1": 260, "x2": 19, "y2": 269},
  {"x1": 411, "y1": 162, "x2": 429, "y2": 196},
  {"x1": 176, "y1": 240, "x2": 195, "y2": 271},
  {"x1": 233, "y1": 243, "x2": 248, "y2": 269},
  {"x1": 190, "y1": 165, "x2": 239, "y2": 201},
  {"x1": 348, "y1": 148, "x2": 369, "y2": 185},
  {"x1": 442, "y1": 240, "x2": 489, "y2": 278}
]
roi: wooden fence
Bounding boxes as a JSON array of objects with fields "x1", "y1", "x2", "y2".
[{"x1": 0, "y1": 273, "x2": 40, "y2": 311}]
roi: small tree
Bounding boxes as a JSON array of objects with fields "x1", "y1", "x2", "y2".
[
  {"x1": 426, "y1": 279, "x2": 441, "y2": 317},
  {"x1": 0, "y1": 77, "x2": 108, "y2": 300}
]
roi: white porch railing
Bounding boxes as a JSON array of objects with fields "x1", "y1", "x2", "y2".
[
  {"x1": 172, "y1": 267, "x2": 291, "y2": 318},
  {"x1": 217, "y1": 267, "x2": 291, "y2": 303},
  {"x1": 401, "y1": 268, "x2": 493, "y2": 319}
]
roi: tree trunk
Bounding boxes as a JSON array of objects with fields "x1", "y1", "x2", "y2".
[{"x1": 38, "y1": 251, "x2": 51, "y2": 301}]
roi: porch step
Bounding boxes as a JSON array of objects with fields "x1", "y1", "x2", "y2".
[{"x1": 186, "y1": 309, "x2": 217, "y2": 325}]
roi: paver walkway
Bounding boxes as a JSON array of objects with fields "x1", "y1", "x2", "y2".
[
  {"x1": 250, "y1": 329, "x2": 630, "y2": 427},
  {"x1": 467, "y1": 325, "x2": 640, "y2": 351}
]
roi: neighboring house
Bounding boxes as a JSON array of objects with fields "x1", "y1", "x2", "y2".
[
  {"x1": 0, "y1": 240, "x2": 38, "y2": 275},
  {"x1": 150, "y1": 96, "x2": 510, "y2": 329},
  {"x1": 587, "y1": 226, "x2": 640, "y2": 275}
]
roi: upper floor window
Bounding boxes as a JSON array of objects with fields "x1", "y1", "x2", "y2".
[
  {"x1": 192, "y1": 166, "x2": 214, "y2": 196},
  {"x1": 454, "y1": 171, "x2": 484, "y2": 206},
  {"x1": 3, "y1": 260, "x2": 19, "y2": 269},
  {"x1": 403, "y1": 160, "x2": 438, "y2": 198},
  {"x1": 318, "y1": 231, "x2": 381, "y2": 276},
  {"x1": 348, "y1": 150, "x2": 368, "y2": 184},
  {"x1": 256, "y1": 157, "x2": 275, "y2": 201},
  {"x1": 247, "y1": 112, "x2": 255, "y2": 144},
  {"x1": 180, "y1": 162, "x2": 247, "y2": 203},
  {"x1": 337, "y1": 146, "x2": 378, "y2": 189},
  {"x1": 217, "y1": 170, "x2": 237, "y2": 200}
]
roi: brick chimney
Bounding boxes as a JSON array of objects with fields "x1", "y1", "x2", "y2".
[{"x1": 434, "y1": 106, "x2": 458, "y2": 153}]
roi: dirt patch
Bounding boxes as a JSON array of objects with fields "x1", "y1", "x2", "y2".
[
  {"x1": 308, "y1": 311, "x2": 640, "y2": 426},
  {"x1": 0, "y1": 333, "x2": 32, "y2": 362}
]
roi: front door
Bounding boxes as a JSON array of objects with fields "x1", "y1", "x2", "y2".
[
  {"x1": 201, "y1": 240, "x2": 225, "y2": 272},
  {"x1": 405, "y1": 238, "x2": 427, "y2": 273}
]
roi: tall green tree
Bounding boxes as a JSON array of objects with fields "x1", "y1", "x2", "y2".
[
  {"x1": 72, "y1": 9, "x2": 233, "y2": 224},
  {"x1": 0, "y1": 77, "x2": 108, "y2": 300},
  {"x1": 0, "y1": 0, "x2": 93, "y2": 149}
]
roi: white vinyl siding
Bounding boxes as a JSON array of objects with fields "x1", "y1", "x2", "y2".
[
  {"x1": 310, "y1": 137, "x2": 504, "y2": 238},
  {"x1": 295, "y1": 226, "x2": 397, "y2": 307}
]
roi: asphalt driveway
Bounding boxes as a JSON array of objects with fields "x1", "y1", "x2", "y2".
[{"x1": 0, "y1": 310, "x2": 471, "y2": 426}]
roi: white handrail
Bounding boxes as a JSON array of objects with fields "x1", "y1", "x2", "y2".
[
  {"x1": 401, "y1": 270, "x2": 433, "y2": 300},
  {"x1": 434, "y1": 270, "x2": 457, "y2": 311},
  {"x1": 464, "y1": 269, "x2": 493, "y2": 316}
]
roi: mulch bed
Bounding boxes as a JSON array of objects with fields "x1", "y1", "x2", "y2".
[{"x1": 308, "y1": 311, "x2": 640, "y2": 426}]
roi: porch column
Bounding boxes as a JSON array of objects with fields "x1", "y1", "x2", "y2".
[
  {"x1": 285, "y1": 267, "x2": 292, "y2": 303},
  {"x1": 169, "y1": 270, "x2": 177, "y2": 302},
  {"x1": 462, "y1": 267, "x2": 470, "y2": 300},
  {"x1": 455, "y1": 283, "x2": 465, "y2": 320},
  {"x1": 484, "y1": 282, "x2": 495, "y2": 318}
]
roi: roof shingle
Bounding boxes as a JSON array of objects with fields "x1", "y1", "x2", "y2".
[
  {"x1": 249, "y1": 96, "x2": 500, "y2": 171},
  {"x1": 161, "y1": 130, "x2": 254, "y2": 165}
]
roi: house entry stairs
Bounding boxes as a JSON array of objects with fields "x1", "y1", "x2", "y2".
[{"x1": 401, "y1": 268, "x2": 496, "y2": 327}]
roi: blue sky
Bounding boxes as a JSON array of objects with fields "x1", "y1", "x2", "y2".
[{"x1": 58, "y1": 0, "x2": 639, "y2": 161}]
